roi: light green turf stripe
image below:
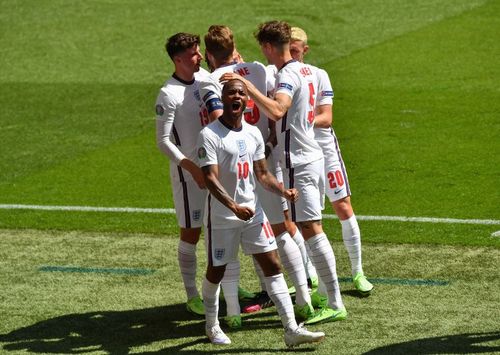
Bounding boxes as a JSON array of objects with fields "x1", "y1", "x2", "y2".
[{"x1": 39, "y1": 265, "x2": 155, "y2": 275}]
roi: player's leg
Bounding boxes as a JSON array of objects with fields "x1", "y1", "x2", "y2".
[
  {"x1": 284, "y1": 210, "x2": 318, "y2": 291},
  {"x1": 203, "y1": 225, "x2": 241, "y2": 345},
  {"x1": 241, "y1": 216, "x2": 325, "y2": 347},
  {"x1": 252, "y1": 249, "x2": 325, "y2": 347},
  {"x1": 271, "y1": 222, "x2": 314, "y2": 320},
  {"x1": 285, "y1": 160, "x2": 346, "y2": 324},
  {"x1": 325, "y1": 150, "x2": 373, "y2": 295},
  {"x1": 173, "y1": 180, "x2": 206, "y2": 315},
  {"x1": 255, "y1": 180, "x2": 313, "y2": 318}
]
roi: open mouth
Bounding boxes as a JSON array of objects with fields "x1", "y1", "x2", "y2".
[{"x1": 232, "y1": 101, "x2": 242, "y2": 110}]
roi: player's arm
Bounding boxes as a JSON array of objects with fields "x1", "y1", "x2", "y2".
[
  {"x1": 314, "y1": 68, "x2": 334, "y2": 128},
  {"x1": 253, "y1": 159, "x2": 298, "y2": 202},
  {"x1": 202, "y1": 165, "x2": 254, "y2": 221},
  {"x1": 264, "y1": 120, "x2": 277, "y2": 159},
  {"x1": 219, "y1": 72, "x2": 291, "y2": 121},
  {"x1": 200, "y1": 79, "x2": 223, "y2": 122},
  {"x1": 156, "y1": 96, "x2": 206, "y2": 189},
  {"x1": 313, "y1": 104, "x2": 333, "y2": 128}
]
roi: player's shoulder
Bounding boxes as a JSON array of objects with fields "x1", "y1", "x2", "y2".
[
  {"x1": 195, "y1": 67, "x2": 210, "y2": 79},
  {"x1": 243, "y1": 120, "x2": 264, "y2": 139},
  {"x1": 157, "y1": 77, "x2": 183, "y2": 103}
]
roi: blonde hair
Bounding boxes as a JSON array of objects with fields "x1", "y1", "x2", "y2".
[{"x1": 291, "y1": 27, "x2": 308, "y2": 44}]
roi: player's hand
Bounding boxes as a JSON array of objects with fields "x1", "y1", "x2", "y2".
[
  {"x1": 219, "y1": 72, "x2": 245, "y2": 85},
  {"x1": 283, "y1": 188, "x2": 299, "y2": 202},
  {"x1": 234, "y1": 205, "x2": 255, "y2": 221}
]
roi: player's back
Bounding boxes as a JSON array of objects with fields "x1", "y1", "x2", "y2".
[
  {"x1": 275, "y1": 61, "x2": 323, "y2": 168},
  {"x1": 200, "y1": 62, "x2": 270, "y2": 139}
]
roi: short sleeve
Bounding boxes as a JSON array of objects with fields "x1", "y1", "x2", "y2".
[
  {"x1": 275, "y1": 69, "x2": 296, "y2": 99},
  {"x1": 199, "y1": 78, "x2": 223, "y2": 114},
  {"x1": 197, "y1": 127, "x2": 218, "y2": 167},
  {"x1": 316, "y1": 69, "x2": 334, "y2": 106}
]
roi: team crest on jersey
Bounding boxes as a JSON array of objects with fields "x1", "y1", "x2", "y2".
[
  {"x1": 155, "y1": 104, "x2": 164, "y2": 115},
  {"x1": 237, "y1": 140, "x2": 247, "y2": 156},
  {"x1": 214, "y1": 248, "x2": 225, "y2": 260},
  {"x1": 192, "y1": 209, "x2": 201, "y2": 221},
  {"x1": 198, "y1": 147, "x2": 207, "y2": 159}
]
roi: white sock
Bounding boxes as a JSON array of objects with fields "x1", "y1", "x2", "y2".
[
  {"x1": 264, "y1": 274, "x2": 298, "y2": 331},
  {"x1": 292, "y1": 229, "x2": 318, "y2": 280},
  {"x1": 202, "y1": 277, "x2": 220, "y2": 329},
  {"x1": 178, "y1": 240, "x2": 198, "y2": 299},
  {"x1": 252, "y1": 256, "x2": 267, "y2": 292},
  {"x1": 341, "y1": 215, "x2": 363, "y2": 276},
  {"x1": 221, "y1": 260, "x2": 241, "y2": 316},
  {"x1": 306, "y1": 233, "x2": 344, "y2": 310},
  {"x1": 276, "y1": 232, "x2": 310, "y2": 306}
]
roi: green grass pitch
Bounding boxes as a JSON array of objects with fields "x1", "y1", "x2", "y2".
[{"x1": 0, "y1": 0, "x2": 499, "y2": 353}]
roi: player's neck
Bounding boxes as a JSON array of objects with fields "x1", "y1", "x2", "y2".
[
  {"x1": 275, "y1": 52, "x2": 294, "y2": 70},
  {"x1": 220, "y1": 114, "x2": 242, "y2": 130},
  {"x1": 215, "y1": 58, "x2": 237, "y2": 70},
  {"x1": 173, "y1": 67, "x2": 195, "y2": 83}
]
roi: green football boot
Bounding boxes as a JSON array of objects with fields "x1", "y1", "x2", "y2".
[
  {"x1": 304, "y1": 306, "x2": 347, "y2": 325},
  {"x1": 186, "y1": 296, "x2": 205, "y2": 316},
  {"x1": 353, "y1": 272, "x2": 374, "y2": 295},
  {"x1": 294, "y1": 303, "x2": 315, "y2": 320},
  {"x1": 224, "y1": 314, "x2": 242, "y2": 329}
]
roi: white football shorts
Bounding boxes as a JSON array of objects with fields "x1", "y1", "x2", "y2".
[
  {"x1": 205, "y1": 208, "x2": 277, "y2": 267},
  {"x1": 256, "y1": 150, "x2": 287, "y2": 224},
  {"x1": 283, "y1": 158, "x2": 325, "y2": 223},
  {"x1": 321, "y1": 136, "x2": 351, "y2": 202},
  {"x1": 171, "y1": 179, "x2": 207, "y2": 229}
]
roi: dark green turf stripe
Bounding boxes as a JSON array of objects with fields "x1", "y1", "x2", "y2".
[
  {"x1": 39, "y1": 265, "x2": 155, "y2": 275},
  {"x1": 339, "y1": 277, "x2": 449, "y2": 286}
]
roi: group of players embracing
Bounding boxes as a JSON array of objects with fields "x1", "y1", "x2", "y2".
[{"x1": 156, "y1": 20, "x2": 373, "y2": 347}]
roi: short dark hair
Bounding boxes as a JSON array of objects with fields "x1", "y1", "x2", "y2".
[
  {"x1": 204, "y1": 25, "x2": 235, "y2": 63},
  {"x1": 255, "y1": 21, "x2": 291, "y2": 46},
  {"x1": 165, "y1": 32, "x2": 200, "y2": 60}
]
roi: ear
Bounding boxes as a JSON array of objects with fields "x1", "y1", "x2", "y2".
[{"x1": 303, "y1": 44, "x2": 310, "y2": 56}]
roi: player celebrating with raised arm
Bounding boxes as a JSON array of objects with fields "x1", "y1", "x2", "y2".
[
  {"x1": 198, "y1": 79, "x2": 325, "y2": 347},
  {"x1": 220, "y1": 21, "x2": 347, "y2": 324},
  {"x1": 290, "y1": 27, "x2": 373, "y2": 298},
  {"x1": 200, "y1": 24, "x2": 316, "y2": 324},
  {"x1": 155, "y1": 32, "x2": 244, "y2": 317}
]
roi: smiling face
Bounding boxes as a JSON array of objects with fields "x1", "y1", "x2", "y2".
[{"x1": 222, "y1": 79, "x2": 248, "y2": 121}]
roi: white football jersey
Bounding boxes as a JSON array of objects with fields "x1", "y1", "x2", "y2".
[
  {"x1": 197, "y1": 119, "x2": 265, "y2": 228},
  {"x1": 155, "y1": 68, "x2": 210, "y2": 182},
  {"x1": 275, "y1": 60, "x2": 323, "y2": 168},
  {"x1": 312, "y1": 67, "x2": 336, "y2": 146},
  {"x1": 199, "y1": 62, "x2": 270, "y2": 140}
]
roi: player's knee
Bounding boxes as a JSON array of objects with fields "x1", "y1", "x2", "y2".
[{"x1": 206, "y1": 265, "x2": 226, "y2": 283}]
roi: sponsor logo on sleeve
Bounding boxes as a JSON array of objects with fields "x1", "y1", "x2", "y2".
[
  {"x1": 198, "y1": 147, "x2": 207, "y2": 159},
  {"x1": 278, "y1": 82, "x2": 293, "y2": 91},
  {"x1": 321, "y1": 90, "x2": 334, "y2": 97},
  {"x1": 155, "y1": 104, "x2": 164, "y2": 115}
]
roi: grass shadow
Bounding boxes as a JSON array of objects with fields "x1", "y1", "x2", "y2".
[
  {"x1": 364, "y1": 331, "x2": 500, "y2": 354},
  {"x1": 0, "y1": 304, "x2": 312, "y2": 354}
]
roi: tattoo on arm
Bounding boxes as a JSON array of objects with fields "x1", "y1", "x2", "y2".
[
  {"x1": 254, "y1": 159, "x2": 284, "y2": 196},
  {"x1": 202, "y1": 165, "x2": 236, "y2": 212}
]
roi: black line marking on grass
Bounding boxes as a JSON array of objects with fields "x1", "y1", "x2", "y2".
[
  {"x1": 39, "y1": 266, "x2": 155, "y2": 275},
  {"x1": 339, "y1": 277, "x2": 449, "y2": 286}
]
